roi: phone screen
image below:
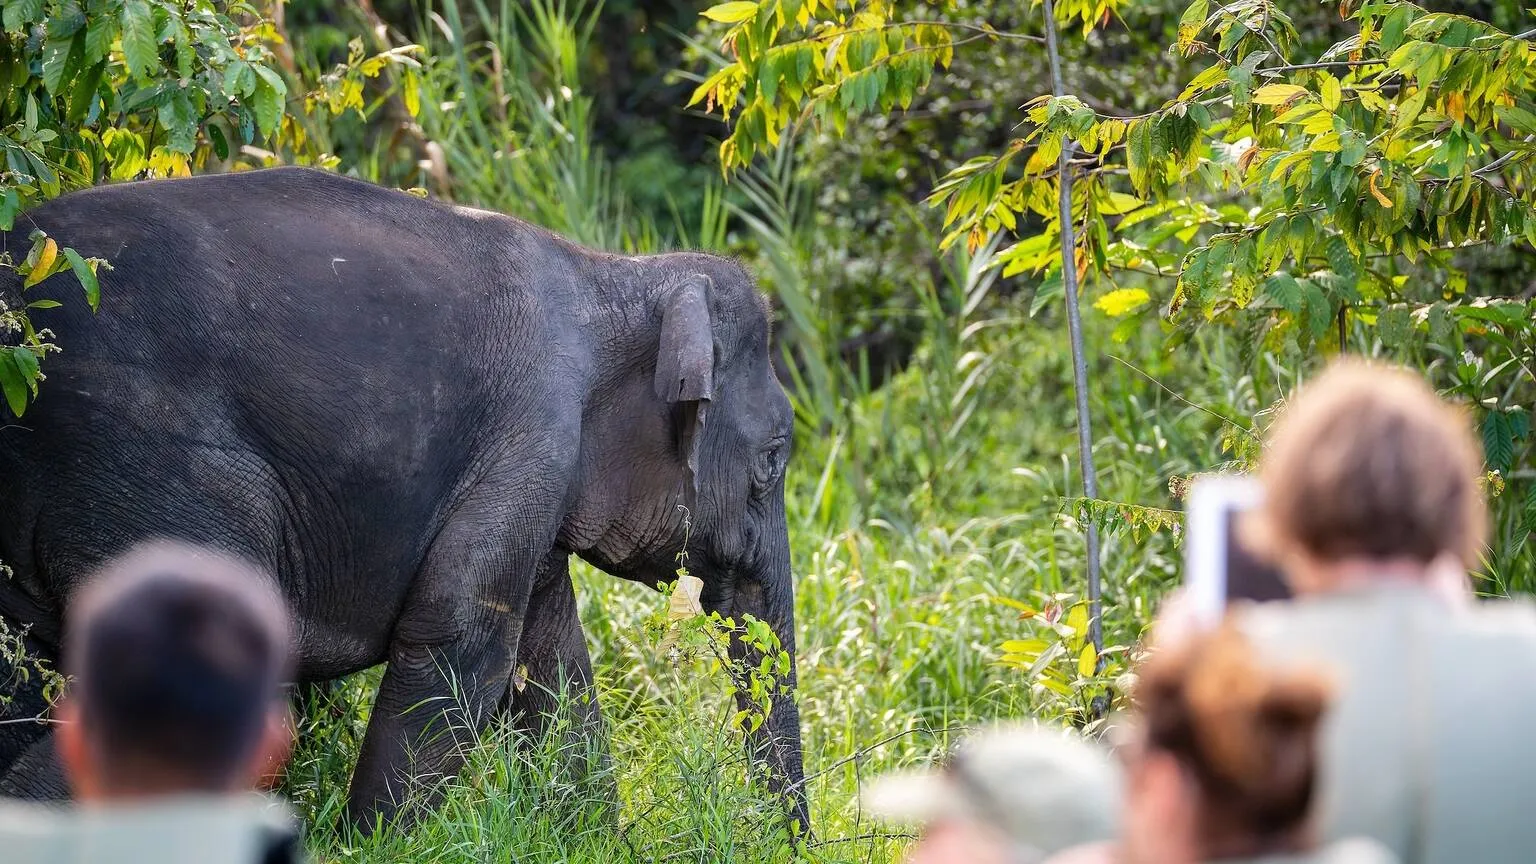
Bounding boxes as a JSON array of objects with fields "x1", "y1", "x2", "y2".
[
  {"x1": 1185, "y1": 476, "x2": 1291, "y2": 624},
  {"x1": 1223, "y1": 509, "x2": 1290, "y2": 604}
]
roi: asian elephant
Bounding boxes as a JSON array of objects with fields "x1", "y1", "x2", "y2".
[{"x1": 0, "y1": 167, "x2": 806, "y2": 831}]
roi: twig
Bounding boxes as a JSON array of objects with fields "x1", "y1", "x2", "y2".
[
  {"x1": 1108, "y1": 355, "x2": 1260, "y2": 438},
  {"x1": 810, "y1": 831, "x2": 919, "y2": 848},
  {"x1": 785, "y1": 724, "x2": 969, "y2": 793},
  {"x1": 1258, "y1": 59, "x2": 1387, "y2": 73},
  {"x1": 783, "y1": 20, "x2": 1043, "y2": 45},
  {"x1": 1474, "y1": 134, "x2": 1536, "y2": 177}
]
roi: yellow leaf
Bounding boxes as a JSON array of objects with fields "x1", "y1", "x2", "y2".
[
  {"x1": 1445, "y1": 91, "x2": 1466, "y2": 124},
  {"x1": 1320, "y1": 74, "x2": 1342, "y2": 112},
  {"x1": 701, "y1": 1, "x2": 759, "y2": 22},
  {"x1": 1252, "y1": 84, "x2": 1310, "y2": 106},
  {"x1": 1368, "y1": 169, "x2": 1392, "y2": 207},
  {"x1": 1064, "y1": 602, "x2": 1089, "y2": 643},
  {"x1": 1077, "y1": 642, "x2": 1097, "y2": 677},
  {"x1": 1093, "y1": 287, "x2": 1151, "y2": 317},
  {"x1": 1097, "y1": 191, "x2": 1143, "y2": 215},
  {"x1": 25, "y1": 238, "x2": 58, "y2": 288}
]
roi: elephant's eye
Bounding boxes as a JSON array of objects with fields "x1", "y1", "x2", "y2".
[{"x1": 754, "y1": 439, "x2": 788, "y2": 489}]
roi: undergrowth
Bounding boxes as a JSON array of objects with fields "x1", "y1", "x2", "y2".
[{"x1": 270, "y1": 0, "x2": 1532, "y2": 860}]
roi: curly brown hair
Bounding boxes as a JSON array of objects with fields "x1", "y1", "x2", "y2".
[
  {"x1": 1250, "y1": 358, "x2": 1486, "y2": 568},
  {"x1": 1133, "y1": 625, "x2": 1333, "y2": 859}
]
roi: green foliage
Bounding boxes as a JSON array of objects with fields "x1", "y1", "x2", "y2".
[
  {"x1": 994, "y1": 594, "x2": 1134, "y2": 731},
  {"x1": 0, "y1": 0, "x2": 426, "y2": 416},
  {"x1": 0, "y1": 615, "x2": 65, "y2": 710},
  {"x1": 692, "y1": 0, "x2": 1536, "y2": 586}
]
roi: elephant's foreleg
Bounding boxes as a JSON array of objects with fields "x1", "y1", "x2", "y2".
[
  {"x1": 505, "y1": 552, "x2": 607, "y2": 779},
  {"x1": 345, "y1": 617, "x2": 523, "y2": 832},
  {"x1": 0, "y1": 626, "x2": 62, "y2": 798},
  {"x1": 0, "y1": 735, "x2": 67, "y2": 799},
  {"x1": 342, "y1": 469, "x2": 557, "y2": 834},
  {"x1": 505, "y1": 552, "x2": 600, "y2": 735}
]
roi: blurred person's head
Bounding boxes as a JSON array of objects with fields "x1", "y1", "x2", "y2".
[
  {"x1": 1120, "y1": 624, "x2": 1331, "y2": 864},
  {"x1": 865, "y1": 723, "x2": 1122, "y2": 864},
  {"x1": 56, "y1": 541, "x2": 295, "y2": 802},
  {"x1": 1248, "y1": 359, "x2": 1486, "y2": 596}
]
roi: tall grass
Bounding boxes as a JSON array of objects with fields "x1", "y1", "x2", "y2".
[{"x1": 283, "y1": 1, "x2": 1513, "y2": 861}]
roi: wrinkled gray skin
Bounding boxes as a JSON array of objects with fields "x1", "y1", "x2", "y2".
[{"x1": 0, "y1": 167, "x2": 805, "y2": 831}]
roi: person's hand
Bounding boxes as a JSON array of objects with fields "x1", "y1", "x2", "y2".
[
  {"x1": 1146, "y1": 587, "x2": 1204, "y2": 653},
  {"x1": 1426, "y1": 553, "x2": 1473, "y2": 610}
]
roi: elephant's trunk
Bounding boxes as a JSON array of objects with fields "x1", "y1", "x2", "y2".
[{"x1": 727, "y1": 519, "x2": 808, "y2": 834}]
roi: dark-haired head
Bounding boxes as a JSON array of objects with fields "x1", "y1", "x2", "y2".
[{"x1": 57, "y1": 541, "x2": 294, "y2": 801}]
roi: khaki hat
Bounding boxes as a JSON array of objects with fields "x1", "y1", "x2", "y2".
[{"x1": 864, "y1": 723, "x2": 1122, "y2": 861}]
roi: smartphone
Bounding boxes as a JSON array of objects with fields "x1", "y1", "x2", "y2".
[{"x1": 1184, "y1": 475, "x2": 1291, "y2": 625}]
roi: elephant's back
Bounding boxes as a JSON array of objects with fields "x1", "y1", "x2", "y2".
[{"x1": 0, "y1": 169, "x2": 587, "y2": 651}]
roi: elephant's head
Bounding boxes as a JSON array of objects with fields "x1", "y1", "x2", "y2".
[{"x1": 564, "y1": 253, "x2": 806, "y2": 829}]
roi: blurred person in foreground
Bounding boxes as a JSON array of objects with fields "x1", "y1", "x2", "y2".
[
  {"x1": 863, "y1": 722, "x2": 1122, "y2": 864},
  {"x1": 0, "y1": 541, "x2": 303, "y2": 864},
  {"x1": 1108, "y1": 624, "x2": 1394, "y2": 864},
  {"x1": 1158, "y1": 360, "x2": 1536, "y2": 863}
]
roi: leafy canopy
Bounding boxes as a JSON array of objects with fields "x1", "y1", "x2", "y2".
[
  {"x1": 690, "y1": 0, "x2": 1536, "y2": 546},
  {"x1": 0, "y1": 0, "x2": 422, "y2": 417}
]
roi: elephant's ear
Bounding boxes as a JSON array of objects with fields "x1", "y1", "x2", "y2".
[{"x1": 654, "y1": 274, "x2": 715, "y2": 481}]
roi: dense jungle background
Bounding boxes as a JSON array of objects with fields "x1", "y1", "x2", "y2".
[{"x1": 0, "y1": 0, "x2": 1531, "y2": 860}]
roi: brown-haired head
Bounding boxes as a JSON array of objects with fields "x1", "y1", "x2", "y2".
[
  {"x1": 1248, "y1": 358, "x2": 1486, "y2": 572},
  {"x1": 1132, "y1": 624, "x2": 1332, "y2": 859}
]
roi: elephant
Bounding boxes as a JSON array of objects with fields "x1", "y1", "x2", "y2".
[{"x1": 0, "y1": 167, "x2": 806, "y2": 831}]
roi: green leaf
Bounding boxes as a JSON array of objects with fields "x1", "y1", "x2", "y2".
[
  {"x1": 84, "y1": 12, "x2": 114, "y2": 62},
  {"x1": 67, "y1": 59, "x2": 106, "y2": 124},
  {"x1": 1094, "y1": 287, "x2": 1151, "y2": 317},
  {"x1": 1523, "y1": 483, "x2": 1536, "y2": 536},
  {"x1": 120, "y1": 0, "x2": 159, "y2": 80},
  {"x1": 63, "y1": 247, "x2": 99, "y2": 312},
  {"x1": 1483, "y1": 411, "x2": 1515, "y2": 474},
  {"x1": 8, "y1": 344, "x2": 37, "y2": 394},
  {"x1": 158, "y1": 91, "x2": 197, "y2": 153},
  {"x1": 1303, "y1": 280, "x2": 1332, "y2": 338},
  {"x1": 1127, "y1": 119, "x2": 1153, "y2": 194},
  {"x1": 1326, "y1": 235, "x2": 1359, "y2": 288},
  {"x1": 3, "y1": 0, "x2": 43, "y2": 32},
  {"x1": 40, "y1": 31, "x2": 81, "y2": 95},
  {"x1": 0, "y1": 349, "x2": 30, "y2": 417},
  {"x1": 251, "y1": 67, "x2": 285, "y2": 138},
  {"x1": 208, "y1": 122, "x2": 228, "y2": 160},
  {"x1": 701, "y1": 1, "x2": 758, "y2": 22},
  {"x1": 1378, "y1": 306, "x2": 1413, "y2": 347}
]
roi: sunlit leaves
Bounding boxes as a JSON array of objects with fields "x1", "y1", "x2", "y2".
[
  {"x1": 0, "y1": 0, "x2": 359, "y2": 417},
  {"x1": 119, "y1": 0, "x2": 157, "y2": 81},
  {"x1": 690, "y1": 0, "x2": 1113, "y2": 172},
  {"x1": 1252, "y1": 83, "x2": 1309, "y2": 105},
  {"x1": 702, "y1": 1, "x2": 761, "y2": 22},
  {"x1": 1093, "y1": 288, "x2": 1150, "y2": 317}
]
